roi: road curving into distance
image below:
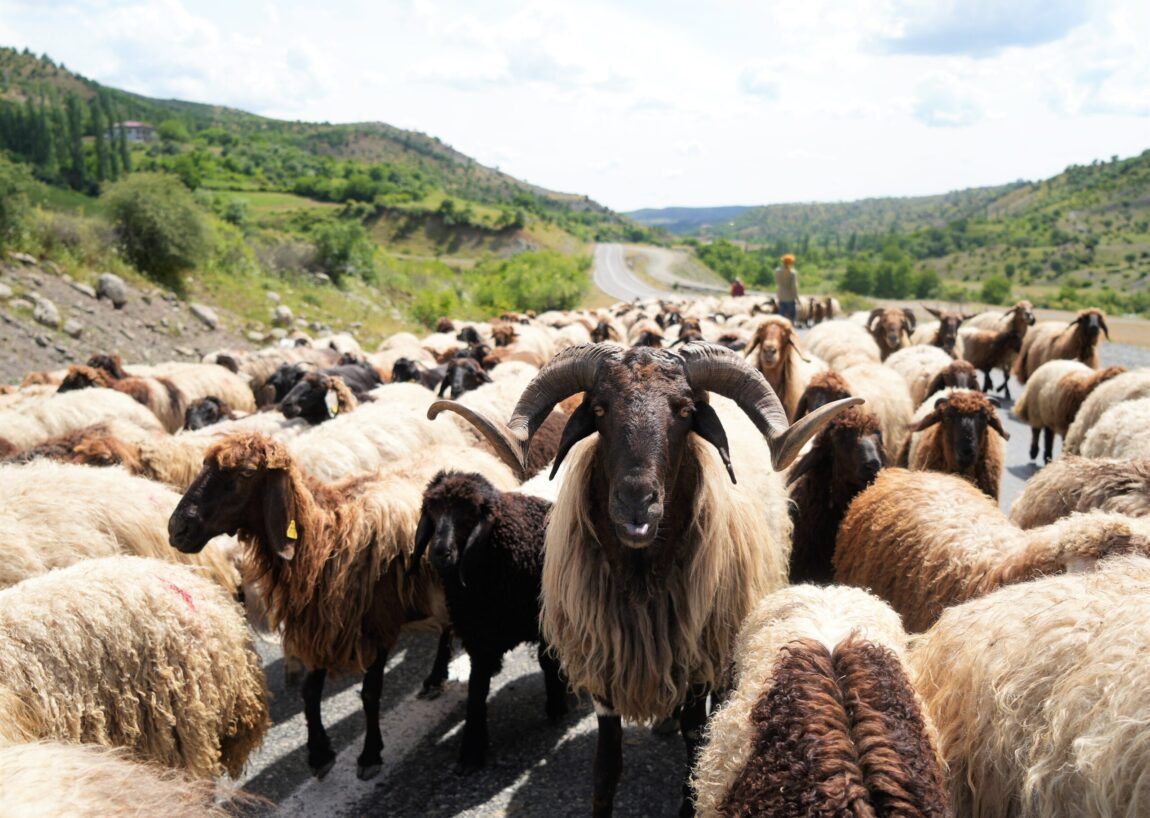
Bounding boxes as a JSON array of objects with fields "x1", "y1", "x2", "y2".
[{"x1": 592, "y1": 243, "x2": 672, "y2": 301}]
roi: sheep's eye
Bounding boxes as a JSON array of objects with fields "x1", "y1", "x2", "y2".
[
  {"x1": 593, "y1": 405, "x2": 606, "y2": 417},
  {"x1": 239, "y1": 469, "x2": 256, "y2": 479}
]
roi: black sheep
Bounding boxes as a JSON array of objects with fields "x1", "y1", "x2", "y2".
[
  {"x1": 183, "y1": 396, "x2": 234, "y2": 430},
  {"x1": 411, "y1": 471, "x2": 568, "y2": 771},
  {"x1": 438, "y1": 358, "x2": 493, "y2": 399},
  {"x1": 280, "y1": 373, "x2": 360, "y2": 424},
  {"x1": 391, "y1": 357, "x2": 447, "y2": 391},
  {"x1": 786, "y1": 406, "x2": 886, "y2": 584}
]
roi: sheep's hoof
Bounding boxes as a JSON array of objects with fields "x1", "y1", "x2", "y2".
[
  {"x1": 651, "y1": 715, "x2": 681, "y2": 736},
  {"x1": 418, "y1": 682, "x2": 444, "y2": 700},
  {"x1": 357, "y1": 762, "x2": 382, "y2": 781},
  {"x1": 310, "y1": 755, "x2": 336, "y2": 780}
]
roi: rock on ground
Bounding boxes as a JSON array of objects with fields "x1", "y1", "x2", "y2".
[{"x1": 96, "y1": 272, "x2": 129, "y2": 308}]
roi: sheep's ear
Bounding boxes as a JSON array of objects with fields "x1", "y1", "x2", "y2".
[
  {"x1": 458, "y1": 516, "x2": 494, "y2": 588},
  {"x1": 902, "y1": 307, "x2": 917, "y2": 329},
  {"x1": 787, "y1": 333, "x2": 812, "y2": 363},
  {"x1": 692, "y1": 401, "x2": 736, "y2": 483},
  {"x1": 478, "y1": 368, "x2": 493, "y2": 384},
  {"x1": 746, "y1": 328, "x2": 763, "y2": 356},
  {"x1": 987, "y1": 411, "x2": 1010, "y2": 440},
  {"x1": 407, "y1": 509, "x2": 434, "y2": 579},
  {"x1": 1099, "y1": 315, "x2": 1111, "y2": 340},
  {"x1": 925, "y1": 306, "x2": 941, "y2": 319},
  {"x1": 263, "y1": 469, "x2": 298, "y2": 560},
  {"x1": 550, "y1": 400, "x2": 597, "y2": 479},
  {"x1": 784, "y1": 448, "x2": 819, "y2": 487},
  {"x1": 437, "y1": 371, "x2": 451, "y2": 397},
  {"x1": 913, "y1": 405, "x2": 945, "y2": 432}
]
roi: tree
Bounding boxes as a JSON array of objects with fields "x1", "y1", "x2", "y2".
[
  {"x1": 0, "y1": 154, "x2": 32, "y2": 250},
  {"x1": 980, "y1": 274, "x2": 1013, "y2": 305},
  {"x1": 156, "y1": 118, "x2": 191, "y2": 143},
  {"x1": 102, "y1": 172, "x2": 210, "y2": 288},
  {"x1": 311, "y1": 219, "x2": 375, "y2": 285},
  {"x1": 841, "y1": 258, "x2": 875, "y2": 295},
  {"x1": 64, "y1": 93, "x2": 86, "y2": 191}
]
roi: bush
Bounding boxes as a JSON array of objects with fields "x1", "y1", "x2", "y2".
[
  {"x1": 311, "y1": 219, "x2": 376, "y2": 285},
  {"x1": 472, "y1": 251, "x2": 590, "y2": 313},
  {"x1": 0, "y1": 155, "x2": 33, "y2": 251},
  {"x1": 841, "y1": 259, "x2": 875, "y2": 295},
  {"x1": 980, "y1": 274, "x2": 1013, "y2": 305},
  {"x1": 410, "y1": 288, "x2": 460, "y2": 328},
  {"x1": 102, "y1": 172, "x2": 210, "y2": 288}
]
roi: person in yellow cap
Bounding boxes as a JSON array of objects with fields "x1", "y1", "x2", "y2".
[{"x1": 775, "y1": 254, "x2": 799, "y2": 323}]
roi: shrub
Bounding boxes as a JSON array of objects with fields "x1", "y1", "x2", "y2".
[
  {"x1": 841, "y1": 259, "x2": 875, "y2": 295},
  {"x1": 101, "y1": 172, "x2": 210, "y2": 288},
  {"x1": 472, "y1": 251, "x2": 589, "y2": 313},
  {"x1": 980, "y1": 274, "x2": 1012, "y2": 305},
  {"x1": 411, "y1": 288, "x2": 460, "y2": 328},
  {"x1": 311, "y1": 219, "x2": 376, "y2": 286}
]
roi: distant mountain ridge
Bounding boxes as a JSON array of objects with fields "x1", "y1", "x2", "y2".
[{"x1": 627, "y1": 184, "x2": 1026, "y2": 242}]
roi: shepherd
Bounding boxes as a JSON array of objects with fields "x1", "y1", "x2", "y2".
[{"x1": 776, "y1": 254, "x2": 799, "y2": 323}]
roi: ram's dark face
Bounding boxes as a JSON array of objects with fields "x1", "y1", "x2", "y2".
[
  {"x1": 441, "y1": 359, "x2": 492, "y2": 400},
  {"x1": 170, "y1": 459, "x2": 263, "y2": 553},
  {"x1": 266, "y1": 364, "x2": 306, "y2": 403},
  {"x1": 184, "y1": 397, "x2": 228, "y2": 431},
  {"x1": 391, "y1": 359, "x2": 420, "y2": 383},
  {"x1": 580, "y1": 351, "x2": 700, "y2": 548},
  {"x1": 835, "y1": 426, "x2": 885, "y2": 487},
  {"x1": 948, "y1": 408, "x2": 988, "y2": 470},
  {"x1": 280, "y1": 373, "x2": 336, "y2": 423},
  {"x1": 413, "y1": 473, "x2": 497, "y2": 583}
]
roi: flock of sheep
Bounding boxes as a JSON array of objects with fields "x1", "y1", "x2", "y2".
[{"x1": 1, "y1": 289, "x2": 1149, "y2": 817}]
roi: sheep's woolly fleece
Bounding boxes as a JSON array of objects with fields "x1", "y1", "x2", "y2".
[
  {"x1": 910, "y1": 555, "x2": 1150, "y2": 818},
  {"x1": 0, "y1": 742, "x2": 242, "y2": 818},
  {"x1": 0, "y1": 556, "x2": 269, "y2": 778},
  {"x1": 0, "y1": 459, "x2": 238, "y2": 591},
  {"x1": 1062, "y1": 368, "x2": 1150, "y2": 454},
  {"x1": 692, "y1": 584, "x2": 948, "y2": 818},
  {"x1": 1009, "y1": 456, "x2": 1150, "y2": 528}
]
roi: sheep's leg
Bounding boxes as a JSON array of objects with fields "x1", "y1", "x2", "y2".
[
  {"x1": 538, "y1": 642, "x2": 569, "y2": 723},
  {"x1": 1029, "y1": 427, "x2": 1040, "y2": 461},
  {"x1": 592, "y1": 699, "x2": 623, "y2": 818},
  {"x1": 302, "y1": 668, "x2": 336, "y2": 778},
  {"x1": 997, "y1": 369, "x2": 1012, "y2": 399},
  {"x1": 458, "y1": 655, "x2": 497, "y2": 773},
  {"x1": 418, "y1": 628, "x2": 453, "y2": 700},
  {"x1": 1043, "y1": 427, "x2": 1055, "y2": 465},
  {"x1": 981, "y1": 369, "x2": 994, "y2": 393},
  {"x1": 357, "y1": 650, "x2": 388, "y2": 780},
  {"x1": 678, "y1": 686, "x2": 710, "y2": 818}
]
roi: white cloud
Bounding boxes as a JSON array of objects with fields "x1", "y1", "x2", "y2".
[
  {"x1": 913, "y1": 73, "x2": 982, "y2": 127},
  {"x1": 880, "y1": 0, "x2": 1094, "y2": 56}
]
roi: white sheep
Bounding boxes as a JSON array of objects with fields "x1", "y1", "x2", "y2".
[{"x1": 1063, "y1": 368, "x2": 1150, "y2": 454}]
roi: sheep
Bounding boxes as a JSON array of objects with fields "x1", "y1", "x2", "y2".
[
  {"x1": 429, "y1": 341, "x2": 860, "y2": 815},
  {"x1": 1013, "y1": 360, "x2": 1125, "y2": 462},
  {"x1": 834, "y1": 468, "x2": 1150, "y2": 632},
  {"x1": 866, "y1": 307, "x2": 916, "y2": 360},
  {"x1": 390, "y1": 356, "x2": 448, "y2": 391},
  {"x1": 965, "y1": 299, "x2": 1036, "y2": 333},
  {"x1": 0, "y1": 388, "x2": 165, "y2": 450},
  {"x1": 628, "y1": 317, "x2": 665, "y2": 347},
  {"x1": 488, "y1": 322, "x2": 557, "y2": 367},
  {"x1": 0, "y1": 459, "x2": 239, "y2": 591},
  {"x1": 885, "y1": 344, "x2": 955, "y2": 403},
  {"x1": 804, "y1": 320, "x2": 883, "y2": 371},
  {"x1": 793, "y1": 370, "x2": 851, "y2": 420},
  {"x1": 909, "y1": 555, "x2": 1150, "y2": 817},
  {"x1": 147, "y1": 361, "x2": 258, "y2": 414},
  {"x1": 438, "y1": 356, "x2": 495, "y2": 399},
  {"x1": 899, "y1": 388, "x2": 1008, "y2": 500},
  {"x1": 0, "y1": 742, "x2": 242, "y2": 818},
  {"x1": 1009, "y1": 456, "x2": 1150, "y2": 528},
  {"x1": 1013, "y1": 308, "x2": 1109, "y2": 384},
  {"x1": 421, "y1": 330, "x2": 463, "y2": 362},
  {"x1": 1079, "y1": 396, "x2": 1150, "y2": 460},
  {"x1": 692, "y1": 585, "x2": 949, "y2": 818},
  {"x1": 744, "y1": 315, "x2": 826, "y2": 421},
  {"x1": 1062, "y1": 368, "x2": 1150, "y2": 454},
  {"x1": 910, "y1": 306, "x2": 975, "y2": 356},
  {"x1": 263, "y1": 360, "x2": 382, "y2": 406},
  {"x1": 957, "y1": 325, "x2": 1024, "y2": 399},
  {"x1": 839, "y1": 362, "x2": 915, "y2": 462},
  {"x1": 786, "y1": 406, "x2": 887, "y2": 584},
  {"x1": 58, "y1": 363, "x2": 189, "y2": 433},
  {"x1": 280, "y1": 372, "x2": 360, "y2": 424},
  {"x1": 0, "y1": 556, "x2": 269, "y2": 778},
  {"x1": 372, "y1": 332, "x2": 440, "y2": 381},
  {"x1": 169, "y1": 433, "x2": 518, "y2": 780},
  {"x1": 409, "y1": 471, "x2": 567, "y2": 771},
  {"x1": 183, "y1": 396, "x2": 236, "y2": 431}
]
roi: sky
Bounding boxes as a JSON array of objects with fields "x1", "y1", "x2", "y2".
[{"x1": 1, "y1": 0, "x2": 1147, "y2": 211}]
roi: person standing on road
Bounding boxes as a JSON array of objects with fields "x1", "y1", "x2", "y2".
[
  {"x1": 731, "y1": 277, "x2": 745, "y2": 297},
  {"x1": 775, "y1": 254, "x2": 799, "y2": 323}
]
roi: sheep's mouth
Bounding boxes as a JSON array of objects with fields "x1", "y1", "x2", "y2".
[{"x1": 616, "y1": 521, "x2": 658, "y2": 548}]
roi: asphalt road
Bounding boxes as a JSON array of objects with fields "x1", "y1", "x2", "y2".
[
  {"x1": 592, "y1": 243, "x2": 669, "y2": 302},
  {"x1": 235, "y1": 266, "x2": 1150, "y2": 816}
]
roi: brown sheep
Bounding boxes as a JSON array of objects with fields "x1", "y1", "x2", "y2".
[
  {"x1": 920, "y1": 359, "x2": 979, "y2": 404},
  {"x1": 786, "y1": 406, "x2": 887, "y2": 584},
  {"x1": 958, "y1": 324, "x2": 1025, "y2": 399},
  {"x1": 1009, "y1": 456, "x2": 1150, "y2": 529},
  {"x1": 1014, "y1": 361, "x2": 1126, "y2": 463},
  {"x1": 1013, "y1": 308, "x2": 1109, "y2": 384},
  {"x1": 169, "y1": 433, "x2": 517, "y2": 781},
  {"x1": 834, "y1": 468, "x2": 1150, "y2": 632},
  {"x1": 745, "y1": 316, "x2": 825, "y2": 421},
  {"x1": 793, "y1": 370, "x2": 851, "y2": 419},
  {"x1": 59, "y1": 364, "x2": 188, "y2": 433},
  {"x1": 914, "y1": 306, "x2": 975, "y2": 356},
  {"x1": 867, "y1": 307, "x2": 916, "y2": 360},
  {"x1": 899, "y1": 389, "x2": 1008, "y2": 500}
]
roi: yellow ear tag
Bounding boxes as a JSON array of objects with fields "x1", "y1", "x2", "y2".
[
  {"x1": 325, "y1": 389, "x2": 339, "y2": 418},
  {"x1": 286, "y1": 519, "x2": 298, "y2": 540}
]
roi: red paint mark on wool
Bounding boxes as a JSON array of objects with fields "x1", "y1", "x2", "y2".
[{"x1": 157, "y1": 577, "x2": 196, "y2": 612}]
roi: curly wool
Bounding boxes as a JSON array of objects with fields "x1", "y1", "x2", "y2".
[
  {"x1": 0, "y1": 460, "x2": 238, "y2": 591},
  {"x1": 1010, "y1": 456, "x2": 1150, "y2": 528},
  {"x1": 902, "y1": 388, "x2": 1006, "y2": 500},
  {"x1": 0, "y1": 742, "x2": 243, "y2": 818},
  {"x1": 1063, "y1": 368, "x2": 1150, "y2": 454},
  {"x1": 805, "y1": 321, "x2": 882, "y2": 371},
  {"x1": 0, "y1": 388, "x2": 165, "y2": 449},
  {"x1": 1080, "y1": 397, "x2": 1150, "y2": 460},
  {"x1": 540, "y1": 395, "x2": 789, "y2": 722},
  {"x1": 693, "y1": 585, "x2": 947, "y2": 818},
  {"x1": 835, "y1": 468, "x2": 1150, "y2": 632},
  {"x1": 0, "y1": 556, "x2": 269, "y2": 778},
  {"x1": 885, "y1": 345, "x2": 955, "y2": 406},
  {"x1": 910, "y1": 556, "x2": 1150, "y2": 818},
  {"x1": 840, "y1": 362, "x2": 914, "y2": 462}
]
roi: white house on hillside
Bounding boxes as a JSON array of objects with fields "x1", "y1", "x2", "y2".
[{"x1": 110, "y1": 121, "x2": 154, "y2": 142}]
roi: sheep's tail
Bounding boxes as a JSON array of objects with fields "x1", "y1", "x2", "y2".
[{"x1": 718, "y1": 635, "x2": 948, "y2": 818}]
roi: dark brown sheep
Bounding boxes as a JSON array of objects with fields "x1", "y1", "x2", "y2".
[
  {"x1": 1013, "y1": 308, "x2": 1110, "y2": 384},
  {"x1": 183, "y1": 396, "x2": 235, "y2": 431},
  {"x1": 786, "y1": 407, "x2": 887, "y2": 584},
  {"x1": 867, "y1": 307, "x2": 916, "y2": 360},
  {"x1": 900, "y1": 390, "x2": 1009, "y2": 501}
]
